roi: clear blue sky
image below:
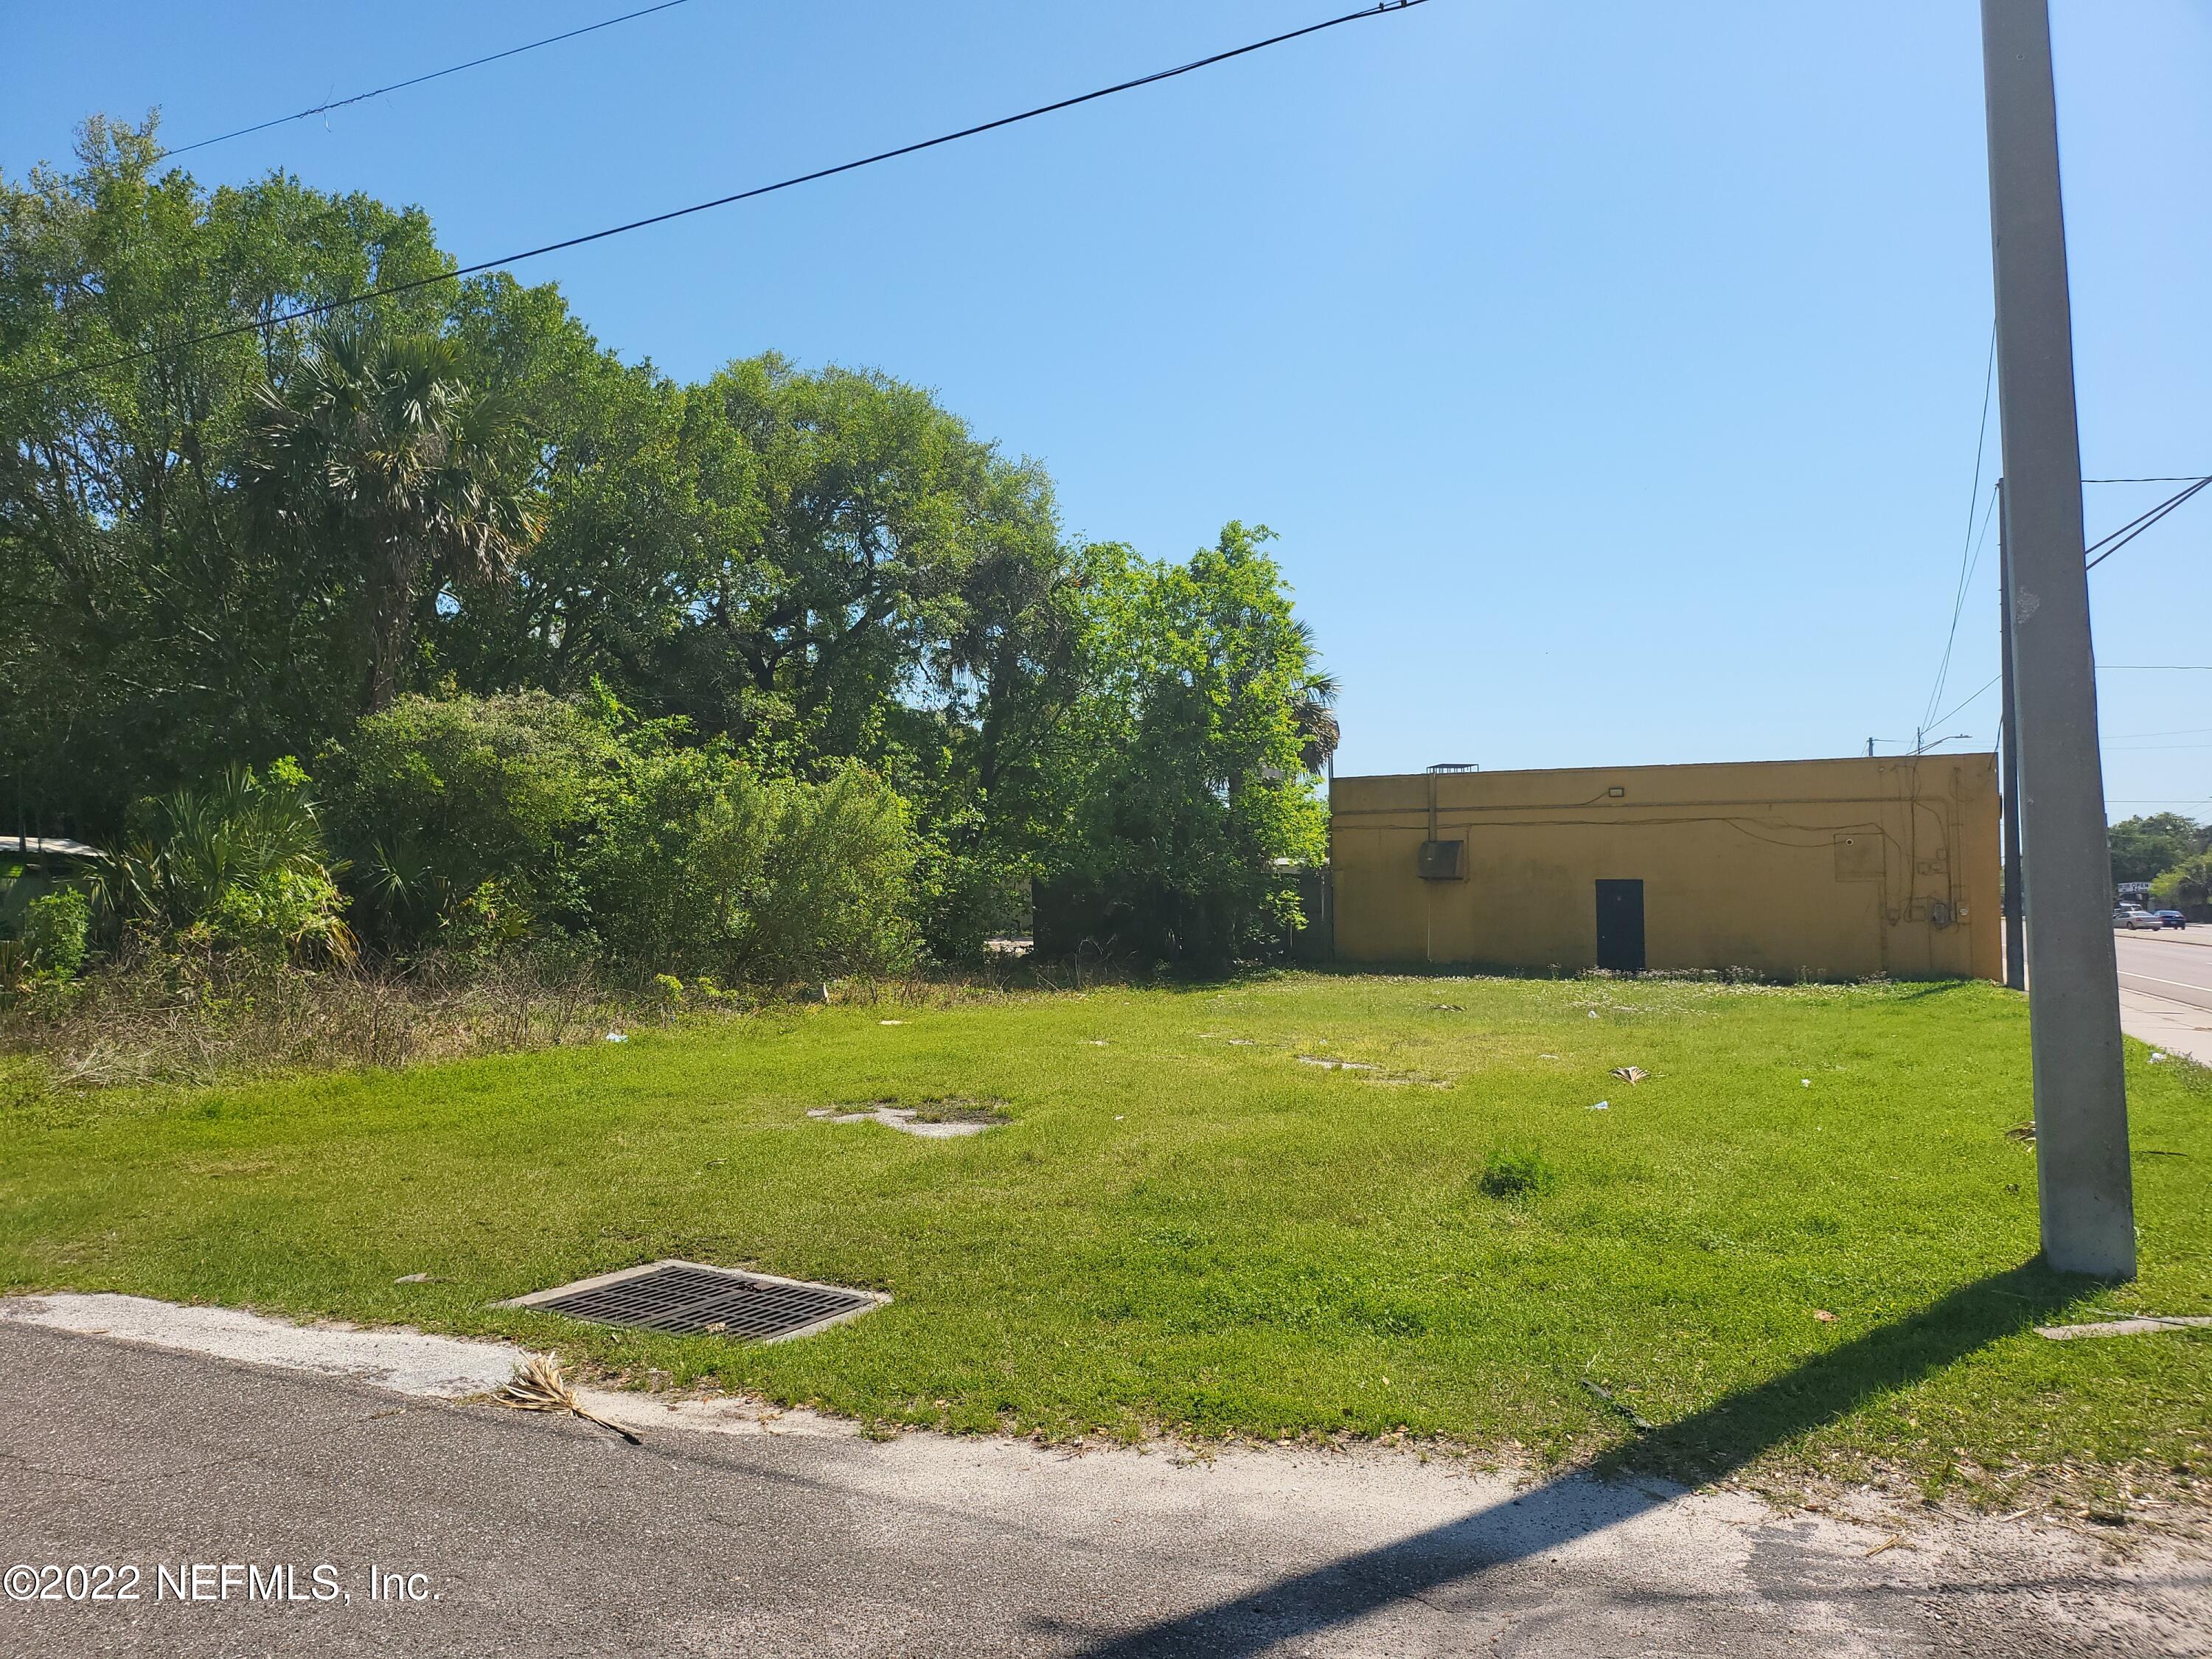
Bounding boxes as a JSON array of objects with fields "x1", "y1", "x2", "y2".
[{"x1": 8, "y1": 1, "x2": 2208, "y2": 818}]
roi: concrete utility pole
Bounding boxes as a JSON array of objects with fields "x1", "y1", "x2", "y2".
[
  {"x1": 1997, "y1": 482, "x2": 2027, "y2": 992},
  {"x1": 1978, "y1": 0, "x2": 2134, "y2": 1276}
]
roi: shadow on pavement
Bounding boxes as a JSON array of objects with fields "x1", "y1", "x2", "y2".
[{"x1": 1074, "y1": 1260, "x2": 2087, "y2": 1658}]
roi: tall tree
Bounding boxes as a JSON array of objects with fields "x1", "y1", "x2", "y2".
[
  {"x1": 244, "y1": 322, "x2": 539, "y2": 714},
  {"x1": 1040, "y1": 524, "x2": 1329, "y2": 965},
  {"x1": 2107, "y1": 813, "x2": 2202, "y2": 887},
  {"x1": 0, "y1": 118, "x2": 453, "y2": 832}
]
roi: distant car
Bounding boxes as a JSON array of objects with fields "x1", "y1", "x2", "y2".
[
  {"x1": 2157, "y1": 910, "x2": 2188, "y2": 929},
  {"x1": 2113, "y1": 906, "x2": 2162, "y2": 930}
]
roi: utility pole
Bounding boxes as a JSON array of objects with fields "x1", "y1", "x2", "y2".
[
  {"x1": 1997, "y1": 481, "x2": 2027, "y2": 992},
  {"x1": 1979, "y1": 0, "x2": 2133, "y2": 1276}
]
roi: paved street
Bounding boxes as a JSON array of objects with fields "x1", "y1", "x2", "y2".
[
  {"x1": 2114, "y1": 930, "x2": 2212, "y2": 1066},
  {"x1": 2, "y1": 1301, "x2": 2206, "y2": 1658}
]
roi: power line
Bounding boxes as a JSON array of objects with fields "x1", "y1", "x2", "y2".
[
  {"x1": 1923, "y1": 324, "x2": 1998, "y2": 731},
  {"x1": 1928, "y1": 672, "x2": 2001, "y2": 732},
  {"x1": 2082, "y1": 474, "x2": 2212, "y2": 484},
  {"x1": 156, "y1": 0, "x2": 699, "y2": 160},
  {"x1": 26, "y1": 1, "x2": 1430, "y2": 389},
  {"x1": 2084, "y1": 475, "x2": 2210, "y2": 571},
  {"x1": 2100, "y1": 665, "x2": 2212, "y2": 671}
]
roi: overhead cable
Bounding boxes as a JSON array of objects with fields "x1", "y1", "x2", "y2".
[
  {"x1": 27, "y1": 1, "x2": 1430, "y2": 387},
  {"x1": 157, "y1": 0, "x2": 699, "y2": 159}
]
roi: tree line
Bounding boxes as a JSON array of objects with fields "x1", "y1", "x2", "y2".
[
  {"x1": 1, "y1": 119, "x2": 1335, "y2": 976},
  {"x1": 2108, "y1": 813, "x2": 2212, "y2": 917}
]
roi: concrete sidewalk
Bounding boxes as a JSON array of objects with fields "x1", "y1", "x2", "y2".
[
  {"x1": 1, "y1": 1295, "x2": 2205, "y2": 1657},
  {"x1": 2120, "y1": 986, "x2": 2212, "y2": 1067}
]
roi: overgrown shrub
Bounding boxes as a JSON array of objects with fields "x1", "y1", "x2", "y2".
[
  {"x1": 2, "y1": 888, "x2": 92, "y2": 989},
  {"x1": 97, "y1": 762, "x2": 354, "y2": 964},
  {"x1": 322, "y1": 690, "x2": 616, "y2": 947},
  {"x1": 328, "y1": 690, "x2": 919, "y2": 981},
  {"x1": 583, "y1": 748, "x2": 917, "y2": 981},
  {"x1": 21, "y1": 890, "x2": 91, "y2": 978}
]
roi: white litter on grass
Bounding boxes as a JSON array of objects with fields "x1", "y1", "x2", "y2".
[
  {"x1": 878, "y1": 1019, "x2": 907, "y2": 1026},
  {"x1": 807, "y1": 1105, "x2": 1002, "y2": 1138},
  {"x1": 1587, "y1": 1010, "x2": 1599, "y2": 1020},
  {"x1": 1589, "y1": 1100, "x2": 1610, "y2": 1111},
  {"x1": 1085, "y1": 1040, "x2": 1109, "y2": 1046},
  {"x1": 2036, "y1": 1315, "x2": 2212, "y2": 1341},
  {"x1": 605, "y1": 1032, "x2": 629, "y2": 1043},
  {"x1": 1802, "y1": 1079, "x2": 1812, "y2": 1088},
  {"x1": 1298, "y1": 1056, "x2": 1378, "y2": 1071},
  {"x1": 2152, "y1": 1052, "x2": 2168, "y2": 1062}
]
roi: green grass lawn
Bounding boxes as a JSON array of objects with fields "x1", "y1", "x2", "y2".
[{"x1": 3, "y1": 972, "x2": 2207, "y2": 1500}]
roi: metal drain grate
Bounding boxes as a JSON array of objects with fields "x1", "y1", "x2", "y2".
[{"x1": 503, "y1": 1260, "x2": 886, "y2": 1342}]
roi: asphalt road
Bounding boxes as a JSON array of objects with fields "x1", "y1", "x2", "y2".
[
  {"x1": 3, "y1": 1318, "x2": 2205, "y2": 1658},
  {"x1": 2116, "y1": 930, "x2": 2212, "y2": 1014},
  {"x1": 2110, "y1": 929, "x2": 2212, "y2": 1065}
]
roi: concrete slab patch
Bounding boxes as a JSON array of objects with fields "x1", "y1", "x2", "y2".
[
  {"x1": 807, "y1": 1098, "x2": 1008, "y2": 1138},
  {"x1": 2036, "y1": 1316, "x2": 2212, "y2": 1340}
]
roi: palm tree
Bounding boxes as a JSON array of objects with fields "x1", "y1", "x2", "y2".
[
  {"x1": 1288, "y1": 622, "x2": 1341, "y2": 776},
  {"x1": 245, "y1": 322, "x2": 539, "y2": 714}
]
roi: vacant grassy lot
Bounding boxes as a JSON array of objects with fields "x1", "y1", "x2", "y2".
[{"x1": 3, "y1": 973, "x2": 2207, "y2": 1500}]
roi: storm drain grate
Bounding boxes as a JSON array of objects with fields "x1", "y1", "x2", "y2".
[{"x1": 503, "y1": 1260, "x2": 886, "y2": 1343}]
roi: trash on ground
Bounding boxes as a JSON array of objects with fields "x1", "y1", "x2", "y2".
[
  {"x1": 2003, "y1": 1122, "x2": 2037, "y2": 1144},
  {"x1": 1299, "y1": 1055, "x2": 1378, "y2": 1071},
  {"x1": 1801, "y1": 1078, "x2": 1812, "y2": 1088},
  {"x1": 493, "y1": 1353, "x2": 640, "y2": 1444},
  {"x1": 2151, "y1": 1051, "x2": 2168, "y2": 1062},
  {"x1": 1609, "y1": 1065, "x2": 1647, "y2": 1085},
  {"x1": 2035, "y1": 1315, "x2": 2212, "y2": 1341},
  {"x1": 1588, "y1": 1099, "x2": 1610, "y2": 1111},
  {"x1": 878, "y1": 1019, "x2": 906, "y2": 1026},
  {"x1": 393, "y1": 1273, "x2": 441, "y2": 1284},
  {"x1": 604, "y1": 1032, "x2": 628, "y2": 1043},
  {"x1": 1812, "y1": 1310, "x2": 1837, "y2": 1324}
]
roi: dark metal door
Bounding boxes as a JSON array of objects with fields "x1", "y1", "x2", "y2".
[{"x1": 1595, "y1": 879, "x2": 1645, "y2": 972}]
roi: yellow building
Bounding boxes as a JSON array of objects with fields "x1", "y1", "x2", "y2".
[{"x1": 1329, "y1": 754, "x2": 2001, "y2": 981}]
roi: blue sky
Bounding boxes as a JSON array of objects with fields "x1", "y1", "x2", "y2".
[{"x1": 8, "y1": 1, "x2": 2208, "y2": 818}]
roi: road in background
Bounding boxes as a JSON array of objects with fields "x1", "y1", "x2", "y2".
[{"x1": 2114, "y1": 928, "x2": 2212, "y2": 1065}]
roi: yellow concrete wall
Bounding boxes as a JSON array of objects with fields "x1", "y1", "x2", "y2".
[{"x1": 1331, "y1": 754, "x2": 2001, "y2": 981}]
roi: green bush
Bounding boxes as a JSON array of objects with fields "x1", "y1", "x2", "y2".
[
  {"x1": 330, "y1": 691, "x2": 919, "y2": 981},
  {"x1": 21, "y1": 889, "x2": 91, "y2": 978},
  {"x1": 324, "y1": 691, "x2": 618, "y2": 947},
  {"x1": 583, "y1": 746, "x2": 918, "y2": 982},
  {"x1": 99, "y1": 763, "x2": 354, "y2": 964},
  {"x1": 201, "y1": 866, "x2": 354, "y2": 963}
]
